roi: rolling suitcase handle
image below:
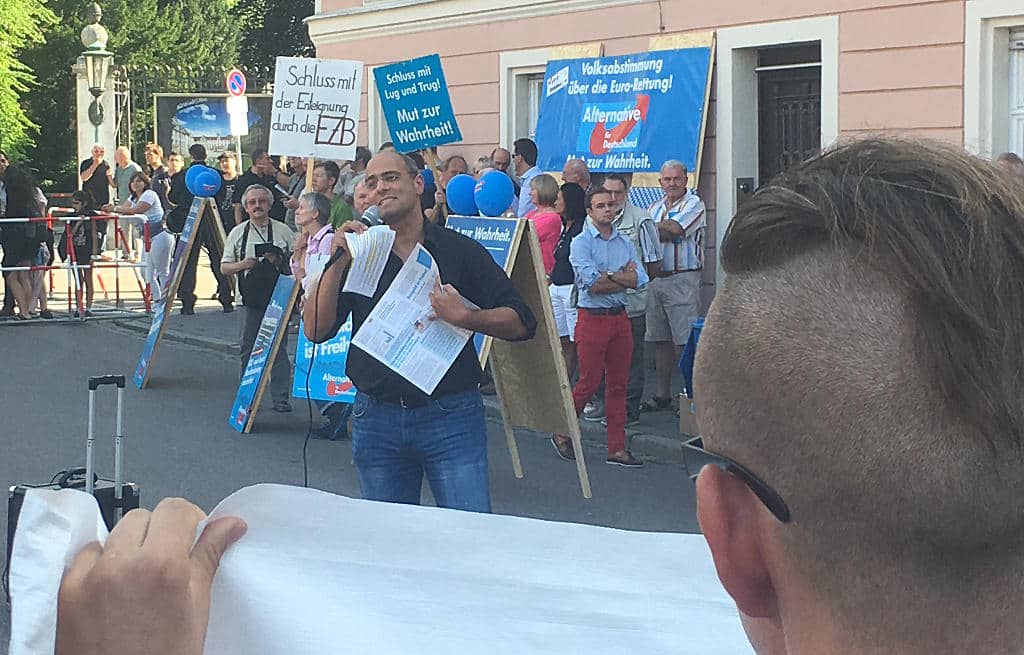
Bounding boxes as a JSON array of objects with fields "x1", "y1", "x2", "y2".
[{"x1": 86, "y1": 375, "x2": 126, "y2": 522}]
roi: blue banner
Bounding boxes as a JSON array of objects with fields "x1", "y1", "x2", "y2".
[
  {"x1": 373, "y1": 54, "x2": 462, "y2": 152},
  {"x1": 292, "y1": 317, "x2": 357, "y2": 403},
  {"x1": 228, "y1": 276, "x2": 298, "y2": 432},
  {"x1": 133, "y1": 198, "x2": 204, "y2": 389},
  {"x1": 534, "y1": 48, "x2": 712, "y2": 173},
  {"x1": 446, "y1": 217, "x2": 519, "y2": 355}
]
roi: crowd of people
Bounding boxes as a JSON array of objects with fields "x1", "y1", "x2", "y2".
[{"x1": 46, "y1": 136, "x2": 1024, "y2": 655}]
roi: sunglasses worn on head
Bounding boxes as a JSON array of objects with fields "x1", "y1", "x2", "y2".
[{"x1": 682, "y1": 436, "x2": 791, "y2": 523}]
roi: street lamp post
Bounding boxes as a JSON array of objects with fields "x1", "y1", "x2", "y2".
[{"x1": 81, "y1": 3, "x2": 113, "y2": 143}]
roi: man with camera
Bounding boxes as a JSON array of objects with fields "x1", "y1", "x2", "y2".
[{"x1": 220, "y1": 185, "x2": 297, "y2": 413}]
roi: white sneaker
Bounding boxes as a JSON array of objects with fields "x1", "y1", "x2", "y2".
[{"x1": 582, "y1": 402, "x2": 605, "y2": 422}]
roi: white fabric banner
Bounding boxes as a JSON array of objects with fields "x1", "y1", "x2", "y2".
[{"x1": 9, "y1": 484, "x2": 752, "y2": 654}]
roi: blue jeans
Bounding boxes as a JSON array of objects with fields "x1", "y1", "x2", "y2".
[{"x1": 350, "y1": 389, "x2": 491, "y2": 513}]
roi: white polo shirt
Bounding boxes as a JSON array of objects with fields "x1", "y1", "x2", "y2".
[{"x1": 648, "y1": 190, "x2": 706, "y2": 273}]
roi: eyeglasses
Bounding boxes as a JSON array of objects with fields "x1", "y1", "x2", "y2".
[
  {"x1": 682, "y1": 436, "x2": 791, "y2": 523},
  {"x1": 362, "y1": 171, "x2": 403, "y2": 191}
]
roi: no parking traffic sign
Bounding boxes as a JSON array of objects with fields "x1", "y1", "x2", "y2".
[{"x1": 226, "y1": 68, "x2": 246, "y2": 97}]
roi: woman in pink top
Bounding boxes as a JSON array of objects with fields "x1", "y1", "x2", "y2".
[{"x1": 524, "y1": 173, "x2": 562, "y2": 274}]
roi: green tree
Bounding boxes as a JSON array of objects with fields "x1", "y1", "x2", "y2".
[
  {"x1": 233, "y1": 0, "x2": 314, "y2": 71},
  {"x1": 0, "y1": 0, "x2": 57, "y2": 159},
  {"x1": 22, "y1": 0, "x2": 239, "y2": 188}
]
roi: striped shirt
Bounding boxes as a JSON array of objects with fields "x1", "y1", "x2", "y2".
[{"x1": 649, "y1": 190, "x2": 706, "y2": 272}]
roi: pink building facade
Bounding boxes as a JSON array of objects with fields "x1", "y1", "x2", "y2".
[{"x1": 308, "y1": 0, "x2": 1024, "y2": 300}]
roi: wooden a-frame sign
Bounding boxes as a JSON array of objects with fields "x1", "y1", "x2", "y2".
[
  {"x1": 488, "y1": 220, "x2": 593, "y2": 499},
  {"x1": 133, "y1": 197, "x2": 217, "y2": 390}
]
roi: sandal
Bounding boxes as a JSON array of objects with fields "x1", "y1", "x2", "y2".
[
  {"x1": 606, "y1": 451, "x2": 644, "y2": 468},
  {"x1": 639, "y1": 396, "x2": 673, "y2": 413},
  {"x1": 551, "y1": 436, "x2": 575, "y2": 461}
]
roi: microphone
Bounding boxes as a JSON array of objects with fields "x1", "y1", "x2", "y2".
[
  {"x1": 358, "y1": 205, "x2": 380, "y2": 227},
  {"x1": 273, "y1": 183, "x2": 291, "y2": 198},
  {"x1": 323, "y1": 206, "x2": 381, "y2": 271}
]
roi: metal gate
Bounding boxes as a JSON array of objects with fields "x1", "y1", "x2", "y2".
[{"x1": 113, "y1": 64, "x2": 274, "y2": 163}]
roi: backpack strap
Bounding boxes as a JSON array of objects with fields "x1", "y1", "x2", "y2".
[{"x1": 238, "y1": 221, "x2": 251, "y2": 261}]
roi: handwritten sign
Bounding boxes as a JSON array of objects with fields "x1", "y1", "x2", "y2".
[
  {"x1": 268, "y1": 56, "x2": 364, "y2": 160},
  {"x1": 373, "y1": 54, "x2": 462, "y2": 152}
]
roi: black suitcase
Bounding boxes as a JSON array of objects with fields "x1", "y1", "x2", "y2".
[{"x1": 4, "y1": 375, "x2": 141, "y2": 601}]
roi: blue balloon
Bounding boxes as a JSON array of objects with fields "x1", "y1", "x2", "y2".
[
  {"x1": 184, "y1": 164, "x2": 205, "y2": 191},
  {"x1": 186, "y1": 165, "x2": 221, "y2": 197},
  {"x1": 420, "y1": 167, "x2": 435, "y2": 189},
  {"x1": 446, "y1": 173, "x2": 478, "y2": 216},
  {"x1": 195, "y1": 167, "x2": 222, "y2": 198},
  {"x1": 474, "y1": 170, "x2": 515, "y2": 217}
]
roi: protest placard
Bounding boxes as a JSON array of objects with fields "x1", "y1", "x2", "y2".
[
  {"x1": 373, "y1": 54, "x2": 462, "y2": 152},
  {"x1": 229, "y1": 276, "x2": 301, "y2": 433},
  {"x1": 293, "y1": 317, "x2": 357, "y2": 404},
  {"x1": 268, "y1": 57, "x2": 363, "y2": 160},
  {"x1": 133, "y1": 197, "x2": 211, "y2": 389},
  {"x1": 535, "y1": 48, "x2": 713, "y2": 173}
]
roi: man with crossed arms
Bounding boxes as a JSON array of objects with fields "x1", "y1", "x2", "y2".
[{"x1": 644, "y1": 160, "x2": 705, "y2": 410}]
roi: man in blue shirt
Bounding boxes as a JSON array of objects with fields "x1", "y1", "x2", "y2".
[
  {"x1": 513, "y1": 138, "x2": 541, "y2": 217},
  {"x1": 552, "y1": 186, "x2": 649, "y2": 467}
]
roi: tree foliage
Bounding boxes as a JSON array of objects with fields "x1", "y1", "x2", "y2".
[
  {"x1": 0, "y1": 0, "x2": 57, "y2": 159},
  {"x1": 21, "y1": 0, "x2": 239, "y2": 188},
  {"x1": 233, "y1": 0, "x2": 314, "y2": 71}
]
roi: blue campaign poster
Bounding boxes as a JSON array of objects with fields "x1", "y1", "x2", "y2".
[
  {"x1": 534, "y1": 48, "x2": 712, "y2": 172},
  {"x1": 292, "y1": 317, "x2": 357, "y2": 403},
  {"x1": 133, "y1": 197, "x2": 204, "y2": 389},
  {"x1": 228, "y1": 276, "x2": 298, "y2": 432},
  {"x1": 373, "y1": 54, "x2": 462, "y2": 152},
  {"x1": 446, "y1": 216, "x2": 520, "y2": 355}
]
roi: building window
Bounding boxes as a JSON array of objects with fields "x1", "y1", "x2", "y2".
[
  {"x1": 500, "y1": 48, "x2": 549, "y2": 148},
  {"x1": 515, "y1": 72, "x2": 546, "y2": 140},
  {"x1": 1011, "y1": 28, "x2": 1024, "y2": 156}
]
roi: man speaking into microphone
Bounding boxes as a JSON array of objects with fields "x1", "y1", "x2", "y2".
[{"x1": 305, "y1": 152, "x2": 536, "y2": 512}]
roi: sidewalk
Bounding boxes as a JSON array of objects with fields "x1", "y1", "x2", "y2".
[{"x1": 112, "y1": 302, "x2": 692, "y2": 463}]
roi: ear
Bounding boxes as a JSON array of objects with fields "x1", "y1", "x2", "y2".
[{"x1": 696, "y1": 464, "x2": 779, "y2": 619}]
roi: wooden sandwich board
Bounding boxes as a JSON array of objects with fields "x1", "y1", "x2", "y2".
[
  {"x1": 133, "y1": 197, "x2": 213, "y2": 389},
  {"x1": 448, "y1": 216, "x2": 592, "y2": 498}
]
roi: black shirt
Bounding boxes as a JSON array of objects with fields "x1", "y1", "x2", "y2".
[
  {"x1": 232, "y1": 170, "x2": 286, "y2": 222},
  {"x1": 79, "y1": 159, "x2": 110, "y2": 206},
  {"x1": 329, "y1": 220, "x2": 537, "y2": 403},
  {"x1": 150, "y1": 165, "x2": 171, "y2": 211},
  {"x1": 549, "y1": 217, "x2": 585, "y2": 286},
  {"x1": 167, "y1": 161, "x2": 206, "y2": 233},
  {"x1": 216, "y1": 174, "x2": 240, "y2": 232}
]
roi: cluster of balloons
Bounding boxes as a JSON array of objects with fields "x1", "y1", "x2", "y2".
[
  {"x1": 185, "y1": 164, "x2": 222, "y2": 198},
  {"x1": 445, "y1": 171, "x2": 515, "y2": 217}
]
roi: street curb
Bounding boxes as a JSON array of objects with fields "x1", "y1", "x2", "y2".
[
  {"x1": 112, "y1": 318, "x2": 685, "y2": 465},
  {"x1": 112, "y1": 318, "x2": 240, "y2": 354},
  {"x1": 479, "y1": 396, "x2": 683, "y2": 464}
]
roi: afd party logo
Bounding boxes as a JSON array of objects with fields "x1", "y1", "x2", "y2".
[
  {"x1": 326, "y1": 378, "x2": 355, "y2": 397},
  {"x1": 576, "y1": 95, "x2": 650, "y2": 156}
]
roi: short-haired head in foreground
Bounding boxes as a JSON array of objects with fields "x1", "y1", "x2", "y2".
[{"x1": 694, "y1": 138, "x2": 1024, "y2": 655}]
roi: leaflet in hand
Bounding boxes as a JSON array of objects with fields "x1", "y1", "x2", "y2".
[
  {"x1": 351, "y1": 243, "x2": 472, "y2": 394},
  {"x1": 343, "y1": 225, "x2": 395, "y2": 297}
]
